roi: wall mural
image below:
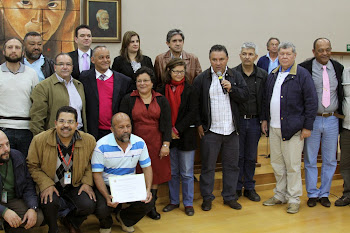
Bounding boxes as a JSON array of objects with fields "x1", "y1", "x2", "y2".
[{"x1": 0, "y1": 0, "x2": 80, "y2": 63}]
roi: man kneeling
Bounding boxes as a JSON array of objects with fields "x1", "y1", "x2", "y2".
[
  {"x1": 92, "y1": 113, "x2": 152, "y2": 233},
  {"x1": 27, "y1": 106, "x2": 97, "y2": 233},
  {"x1": 0, "y1": 130, "x2": 44, "y2": 232}
]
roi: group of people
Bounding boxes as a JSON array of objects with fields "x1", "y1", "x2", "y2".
[{"x1": 0, "y1": 23, "x2": 350, "y2": 233}]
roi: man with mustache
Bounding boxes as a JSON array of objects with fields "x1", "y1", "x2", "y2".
[
  {"x1": 23, "y1": 31, "x2": 55, "y2": 82},
  {"x1": 154, "y1": 29, "x2": 202, "y2": 85},
  {"x1": 92, "y1": 113, "x2": 152, "y2": 233},
  {"x1": 0, "y1": 130, "x2": 44, "y2": 232},
  {"x1": 0, "y1": 38, "x2": 39, "y2": 157},
  {"x1": 233, "y1": 42, "x2": 268, "y2": 202},
  {"x1": 80, "y1": 46, "x2": 134, "y2": 140},
  {"x1": 90, "y1": 9, "x2": 116, "y2": 38},
  {"x1": 29, "y1": 53, "x2": 87, "y2": 136},
  {"x1": 27, "y1": 106, "x2": 97, "y2": 233}
]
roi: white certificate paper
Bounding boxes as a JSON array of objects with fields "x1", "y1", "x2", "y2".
[{"x1": 109, "y1": 174, "x2": 147, "y2": 203}]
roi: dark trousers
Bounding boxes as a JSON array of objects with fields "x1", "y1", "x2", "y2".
[
  {"x1": 40, "y1": 185, "x2": 96, "y2": 233},
  {"x1": 94, "y1": 187, "x2": 152, "y2": 228},
  {"x1": 237, "y1": 118, "x2": 261, "y2": 190},
  {"x1": 340, "y1": 129, "x2": 350, "y2": 197},
  {"x1": 1, "y1": 128, "x2": 32, "y2": 157},
  {"x1": 199, "y1": 131, "x2": 240, "y2": 201},
  {"x1": 1, "y1": 198, "x2": 44, "y2": 232}
]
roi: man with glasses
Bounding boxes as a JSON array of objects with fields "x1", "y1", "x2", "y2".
[
  {"x1": 233, "y1": 42, "x2": 267, "y2": 202},
  {"x1": 30, "y1": 53, "x2": 87, "y2": 136},
  {"x1": 27, "y1": 106, "x2": 97, "y2": 233}
]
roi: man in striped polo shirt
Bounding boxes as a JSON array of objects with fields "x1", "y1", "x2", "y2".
[{"x1": 92, "y1": 113, "x2": 152, "y2": 233}]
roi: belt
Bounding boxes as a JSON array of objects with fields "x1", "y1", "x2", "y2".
[
  {"x1": 317, "y1": 112, "x2": 345, "y2": 119},
  {"x1": 0, "y1": 116, "x2": 31, "y2": 120},
  {"x1": 241, "y1": 115, "x2": 259, "y2": 119}
]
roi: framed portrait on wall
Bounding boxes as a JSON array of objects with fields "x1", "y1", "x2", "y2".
[{"x1": 84, "y1": 0, "x2": 121, "y2": 43}]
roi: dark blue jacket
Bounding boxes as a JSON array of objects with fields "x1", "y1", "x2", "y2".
[
  {"x1": 261, "y1": 63, "x2": 318, "y2": 140},
  {"x1": 0, "y1": 149, "x2": 38, "y2": 215},
  {"x1": 257, "y1": 55, "x2": 279, "y2": 73}
]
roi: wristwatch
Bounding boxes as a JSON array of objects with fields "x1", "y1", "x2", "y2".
[{"x1": 30, "y1": 206, "x2": 38, "y2": 212}]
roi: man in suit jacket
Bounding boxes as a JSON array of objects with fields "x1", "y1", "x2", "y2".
[
  {"x1": 299, "y1": 38, "x2": 344, "y2": 208},
  {"x1": 68, "y1": 25, "x2": 95, "y2": 80},
  {"x1": 80, "y1": 46, "x2": 134, "y2": 140}
]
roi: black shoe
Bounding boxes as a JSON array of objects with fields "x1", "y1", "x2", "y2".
[
  {"x1": 307, "y1": 198, "x2": 318, "y2": 207},
  {"x1": 162, "y1": 204, "x2": 180, "y2": 212},
  {"x1": 147, "y1": 189, "x2": 161, "y2": 220},
  {"x1": 201, "y1": 200, "x2": 212, "y2": 211},
  {"x1": 335, "y1": 196, "x2": 350, "y2": 206},
  {"x1": 236, "y1": 190, "x2": 242, "y2": 198},
  {"x1": 319, "y1": 197, "x2": 331, "y2": 207},
  {"x1": 244, "y1": 189, "x2": 261, "y2": 202},
  {"x1": 184, "y1": 206, "x2": 195, "y2": 216},
  {"x1": 147, "y1": 207, "x2": 161, "y2": 220},
  {"x1": 224, "y1": 200, "x2": 242, "y2": 210}
]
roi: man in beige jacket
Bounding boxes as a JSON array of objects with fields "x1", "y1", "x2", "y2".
[
  {"x1": 27, "y1": 106, "x2": 96, "y2": 233},
  {"x1": 29, "y1": 53, "x2": 87, "y2": 136}
]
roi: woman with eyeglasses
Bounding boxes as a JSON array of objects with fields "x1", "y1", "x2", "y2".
[
  {"x1": 112, "y1": 31, "x2": 154, "y2": 84},
  {"x1": 119, "y1": 66, "x2": 171, "y2": 220},
  {"x1": 157, "y1": 58, "x2": 197, "y2": 216}
]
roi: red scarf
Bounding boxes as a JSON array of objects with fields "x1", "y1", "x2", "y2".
[{"x1": 165, "y1": 79, "x2": 185, "y2": 127}]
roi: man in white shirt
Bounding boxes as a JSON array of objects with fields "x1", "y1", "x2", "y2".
[
  {"x1": 193, "y1": 45, "x2": 249, "y2": 211},
  {"x1": 0, "y1": 38, "x2": 38, "y2": 156},
  {"x1": 261, "y1": 42, "x2": 318, "y2": 214},
  {"x1": 68, "y1": 25, "x2": 94, "y2": 80}
]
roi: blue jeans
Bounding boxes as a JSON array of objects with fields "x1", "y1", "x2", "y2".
[
  {"x1": 237, "y1": 118, "x2": 261, "y2": 190},
  {"x1": 168, "y1": 147, "x2": 195, "y2": 207},
  {"x1": 1, "y1": 128, "x2": 33, "y2": 157},
  {"x1": 304, "y1": 116, "x2": 338, "y2": 198}
]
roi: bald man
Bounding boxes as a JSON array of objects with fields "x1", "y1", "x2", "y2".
[
  {"x1": 0, "y1": 130, "x2": 44, "y2": 232},
  {"x1": 92, "y1": 113, "x2": 152, "y2": 233}
]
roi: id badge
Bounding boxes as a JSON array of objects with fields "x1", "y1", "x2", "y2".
[
  {"x1": 64, "y1": 172, "x2": 72, "y2": 184},
  {"x1": 2, "y1": 191, "x2": 7, "y2": 203}
]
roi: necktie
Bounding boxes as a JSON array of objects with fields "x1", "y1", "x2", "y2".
[
  {"x1": 99, "y1": 74, "x2": 106, "y2": 81},
  {"x1": 322, "y1": 65, "x2": 330, "y2": 108},
  {"x1": 82, "y1": 53, "x2": 89, "y2": 71}
]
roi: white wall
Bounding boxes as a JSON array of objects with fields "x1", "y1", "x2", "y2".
[{"x1": 86, "y1": 0, "x2": 350, "y2": 69}]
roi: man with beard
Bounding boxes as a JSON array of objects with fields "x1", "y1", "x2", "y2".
[
  {"x1": 0, "y1": 130, "x2": 44, "y2": 232},
  {"x1": 92, "y1": 113, "x2": 153, "y2": 233},
  {"x1": 27, "y1": 106, "x2": 97, "y2": 233},
  {"x1": 0, "y1": 38, "x2": 39, "y2": 157},
  {"x1": 91, "y1": 9, "x2": 116, "y2": 38},
  {"x1": 23, "y1": 32, "x2": 55, "y2": 81}
]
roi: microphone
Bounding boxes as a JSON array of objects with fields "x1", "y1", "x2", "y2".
[{"x1": 217, "y1": 71, "x2": 227, "y2": 94}]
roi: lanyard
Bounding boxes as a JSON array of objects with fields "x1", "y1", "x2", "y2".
[{"x1": 57, "y1": 144, "x2": 75, "y2": 167}]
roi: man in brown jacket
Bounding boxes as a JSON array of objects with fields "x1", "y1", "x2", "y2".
[
  {"x1": 30, "y1": 53, "x2": 87, "y2": 136},
  {"x1": 27, "y1": 106, "x2": 96, "y2": 233},
  {"x1": 154, "y1": 29, "x2": 202, "y2": 85}
]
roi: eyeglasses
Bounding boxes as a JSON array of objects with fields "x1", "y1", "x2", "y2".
[
  {"x1": 171, "y1": 70, "x2": 185, "y2": 75},
  {"x1": 57, "y1": 119, "x2": 76, "y2": 125},
  {"x1": 56, "y1": 63, "x2": 73, "y2": 67},
  {"x1": 136, "y1": 79, "x2": 151, "y2": 84}
]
